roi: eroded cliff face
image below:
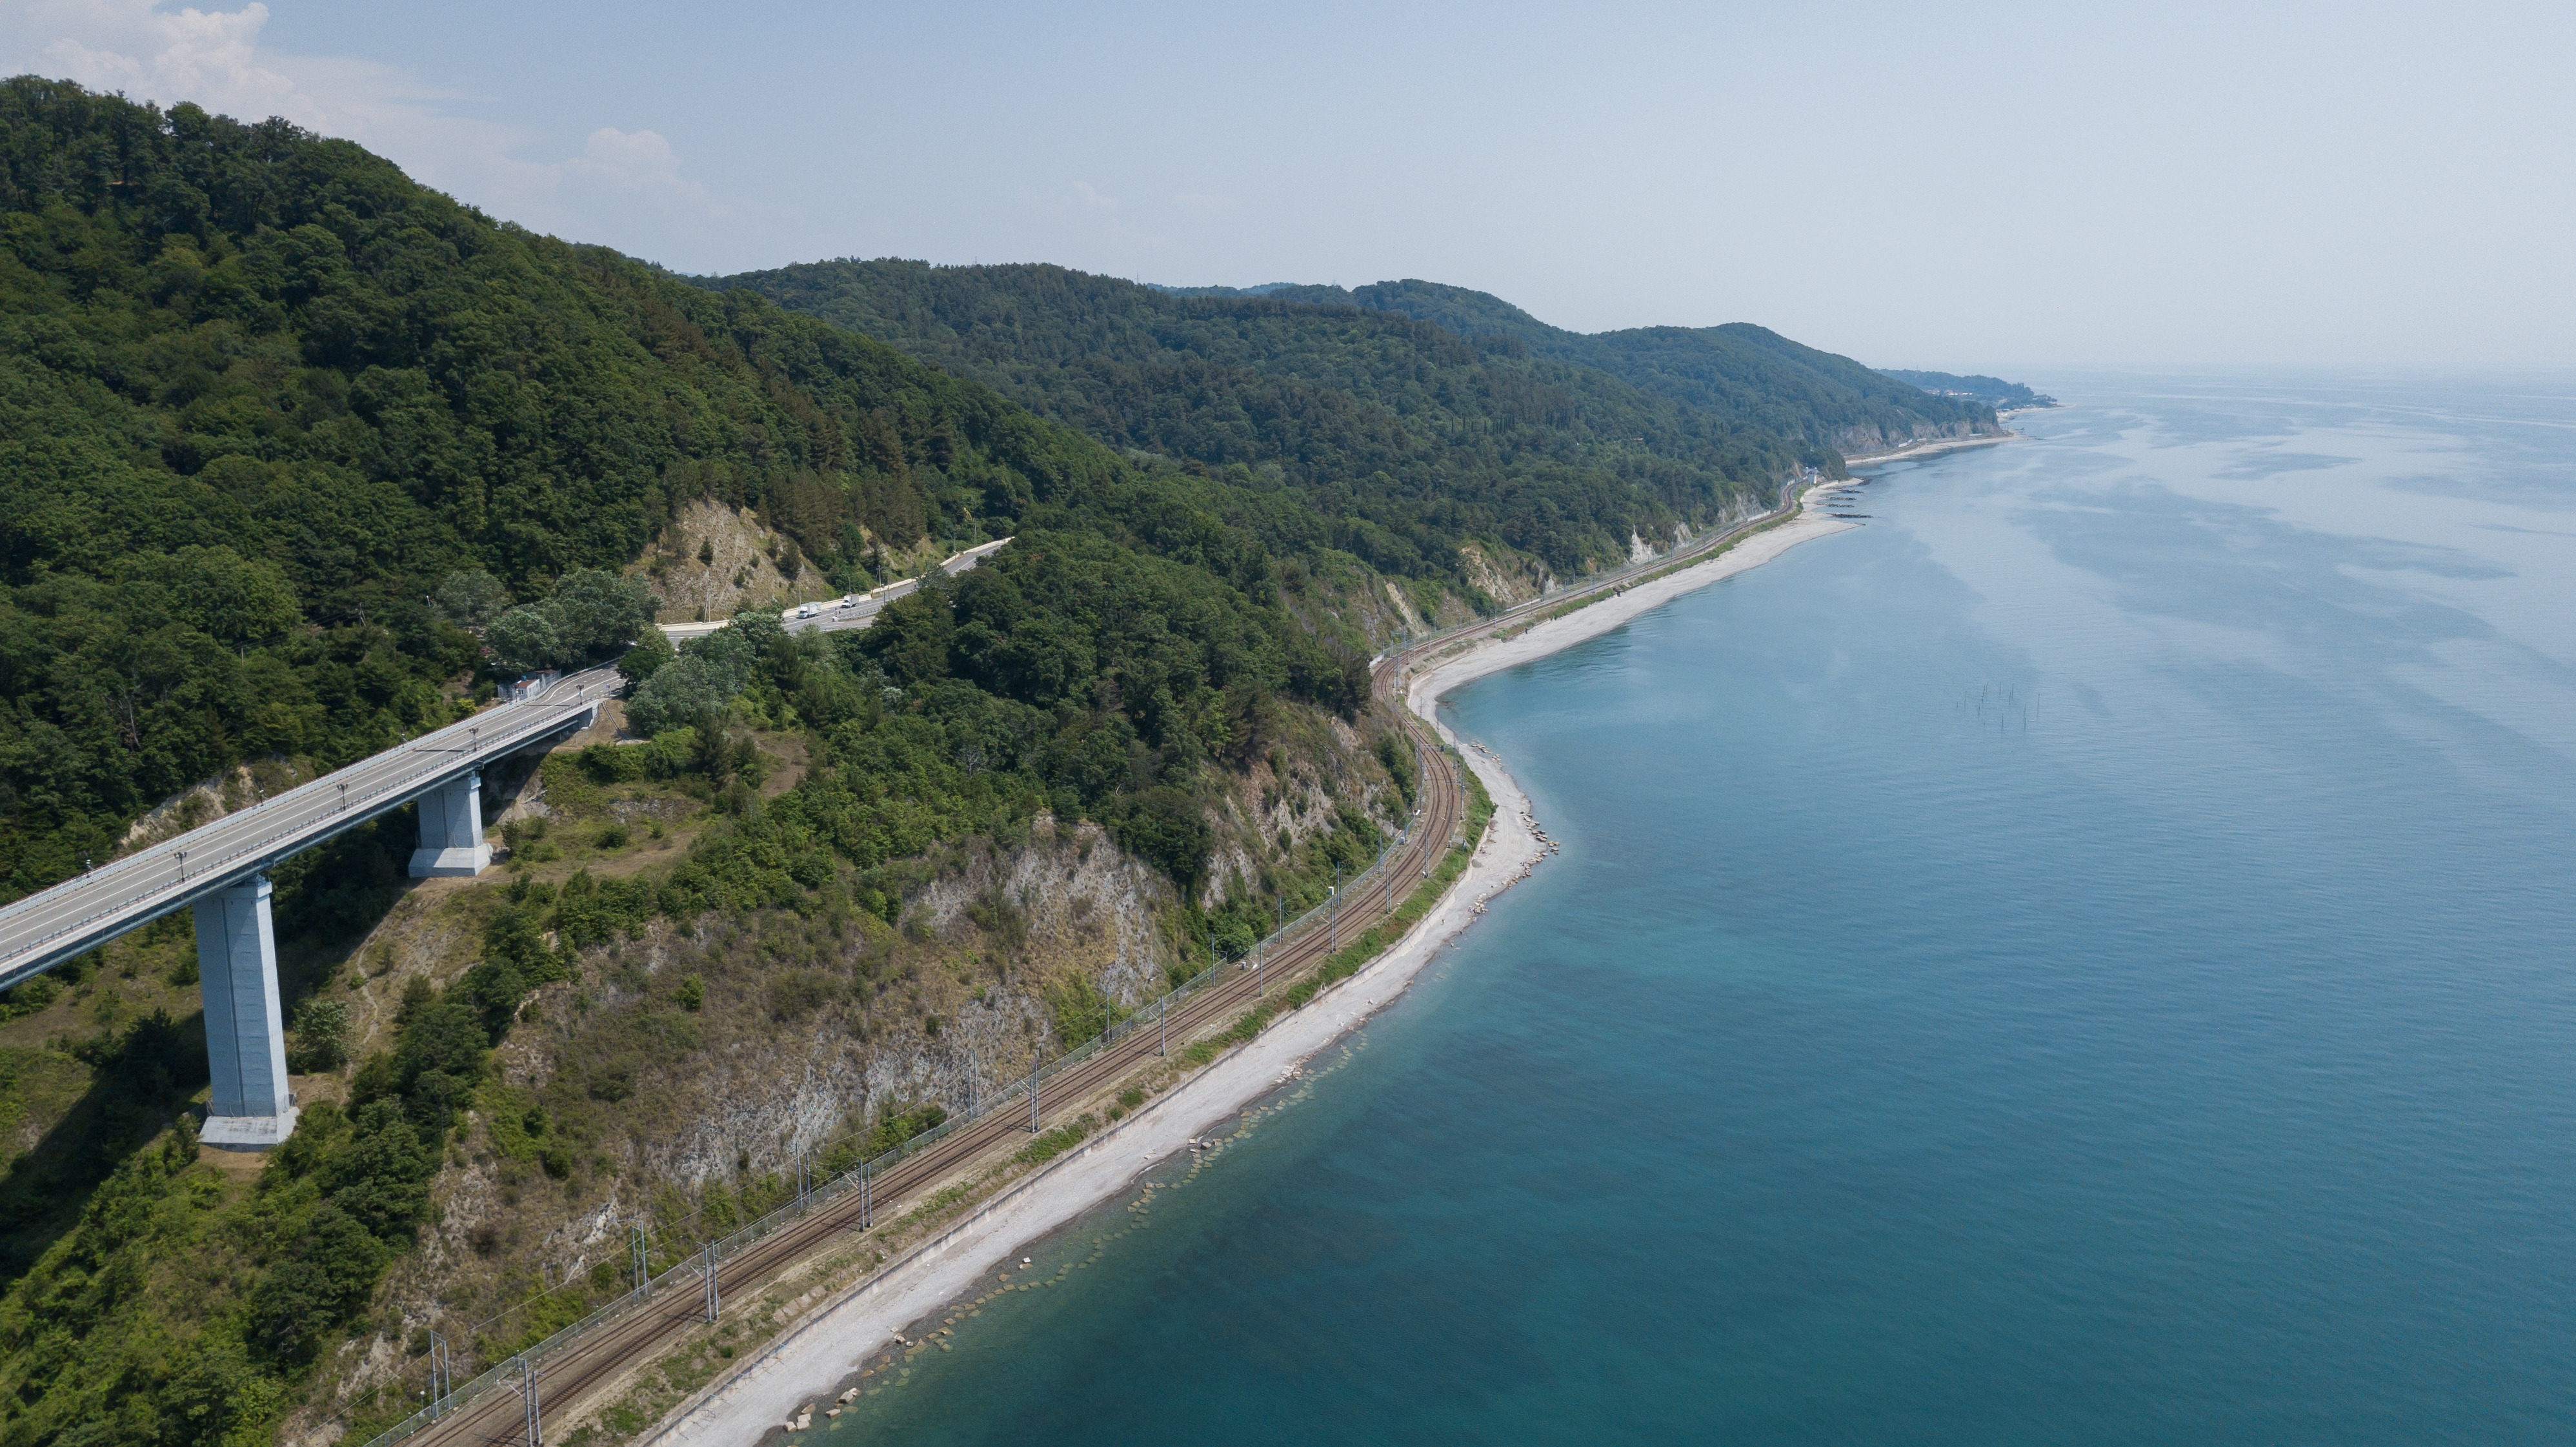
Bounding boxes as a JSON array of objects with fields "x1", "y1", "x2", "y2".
[
  {"x1": 1457, "y1": 541, "x2": 1558, "y2": 606},
  {"x1": 302, "y1": 698, "x2": 1413, "y2": 1432},
  {"x1": 630, "y1": 500, "x2": 954, "y2": 624},
  {"x1": 1831, "y1": 416, "x2": 2006, "y2": 458},
  {"x1": 347, "y1": 817, "x2": 1178, "y2": 1367}
]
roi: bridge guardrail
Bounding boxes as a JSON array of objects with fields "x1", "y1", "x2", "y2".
[{"x1": 0, "y1": 677, "x2": 610, "y2": 984}]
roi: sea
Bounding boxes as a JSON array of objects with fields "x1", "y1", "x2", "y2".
[{"x1": 819, "y1": 372, "x2": 2576, "y2": 1444}]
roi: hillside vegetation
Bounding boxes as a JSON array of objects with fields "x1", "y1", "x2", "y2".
[
  {"x1": 705, "y1": 261, "x2": 1971, "y2": 581},
  {"x1": 0, "y1": 77, "x2": 1402, "y2": 1447},
  {"x1": 0, "y1": 76, "x2": 1993, "y2": 1447},
  {"x1": 1260, "y1": 279, "x2": 2002, "y2": 455},
  {"x1": 0, "y1": 80, "x2": 1387, "y2": 904}
]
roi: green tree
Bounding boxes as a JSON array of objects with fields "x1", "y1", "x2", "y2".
[
  {"x1": 434, "y1": 571, "x2": 512, "y2": 633},
  {"x1": 618, "y1": 627, "x2": 677, "y2": 688},
  {"x1": 144, "y1": 546, "x2": 303, "y2": 647},
  {"x1": 289, "y1": 997, "x2": 349, "y2": 1073},
  {"x1": 486, "y1": 605, "x2": 565, "y2": 674},
  {"x1": 625, "y1": 655, "x2": 735, "y2": 736},
  {"x1": 247, "y1": 1204, "x2": 385, "y2": 1362},
  {"x1": 548, "y1": 569, "x2": 659, "y2": 657}
]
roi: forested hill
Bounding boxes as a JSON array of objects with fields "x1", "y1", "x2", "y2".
[
  {"x1": 0, "y1": 79, "x2": 1449, "y2": 1447},
  {"x1": 1877, "y1": 368, "x2": 2058, "y2": 410},
  {"x1": 0, "y1": 79, "x2": 1353, "y2": 903},
  {"x1": 705, "y1": 260, "x2": 1829, "y2": 582},
  {"x1": 1264, "y1": 279, "x2": 2001, "y2": 455}
]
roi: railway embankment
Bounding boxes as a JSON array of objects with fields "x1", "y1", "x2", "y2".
[{"x1": 621, "y1": 485, "x2": 1871, "y2": 1447}]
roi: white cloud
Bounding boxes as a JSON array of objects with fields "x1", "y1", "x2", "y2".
[
  {"x1": 564, "y1": 126, "x2": 717, "y2": 213},
  {"x1": 0, "y1": 0, "x2": 745, "y2": 258}
]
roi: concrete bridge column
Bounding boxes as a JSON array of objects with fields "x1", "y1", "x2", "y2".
[
  {"x1": 410, "y1": 770, "x2": 491, "y2": 878},
  {"x1": 196, "y1": 875, "x2": 298, "y2": 1149}
]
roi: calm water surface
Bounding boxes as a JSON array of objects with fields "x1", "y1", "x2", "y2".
[{"x1": 828, "y1": 374, "x2": 2576, "y2": 1444}]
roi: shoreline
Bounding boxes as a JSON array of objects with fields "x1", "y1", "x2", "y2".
[
  {"x1": 1840, "y1": 430, "x2": 2017, "y2": 467},
  {"x1": 651, "y1": 491, "x2": 1869, "y2": 1446}
]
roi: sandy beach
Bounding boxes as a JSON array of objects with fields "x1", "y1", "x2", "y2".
[
  {"x1": 649, "y1": 489, "x2": 1866, "y2": 1447},
  {"x1": 1840, "y1": 430, "x2": 2017, "y2": 467}
]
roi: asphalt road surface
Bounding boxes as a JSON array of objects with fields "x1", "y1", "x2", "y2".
[
  {"x1": 658, "y1": 538, "x2": 1011, "y2": 643},
  {"x1": 0, "y1": 666, "x2": 619, "y2": 990}
]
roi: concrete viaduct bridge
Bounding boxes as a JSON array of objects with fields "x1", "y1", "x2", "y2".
[
  {"x1": 0, "y1": 667, "x2": 616, "y2": 1148},
  {"x1": 0, "y1": 537, "x2": 1012, "y2": 1151}
]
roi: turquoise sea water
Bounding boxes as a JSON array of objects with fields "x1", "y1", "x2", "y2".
[{"x1": 823, "y1": 374, "x2": 2576, "y2": 1444}]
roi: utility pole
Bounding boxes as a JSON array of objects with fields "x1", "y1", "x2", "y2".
[
  {"x1": 1331, "y1": 863, "x2": 1340, "y2": 951},
  {"x1": 1030, "y1": 1074, "x2": 1041, "y2": 1134},
  {"x1": 630, "y1": 1224, "x2": 649, "y2": 1297},
  {"x1": 517, "y1": 1355, "x2": 541, "y2": 1447},
  {"x1": 702, "y1": 1242, "x2": 719, "y2": 1323},
  {"x1": 428, "y1": 1330, "x2": 452, "y2": 1416}
]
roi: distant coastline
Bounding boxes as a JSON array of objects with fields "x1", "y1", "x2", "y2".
[{"x1": 1842, "y1": 430, "x2": 2020, "y2": 467}]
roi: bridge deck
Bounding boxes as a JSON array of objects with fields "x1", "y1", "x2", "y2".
[{"x1": 0, "y1": 666, "x2": 618, "y2": 990}]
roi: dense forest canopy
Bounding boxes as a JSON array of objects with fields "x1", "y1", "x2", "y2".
[
  {"x1": 0, "y1": 74, "x2": 2024, "y2": 1447},
  {"x1": 0, "y1": 79, "x2": 1349, "y2": 905},
  {"x1": 704, "y1": 260, "x2": 1856, "y2": 583},
  {"x1": 0, "y1": 79, "x2": 1411, "y2": 1447},
  {"x1": 1263, "y1": 279, "x2": 2000, "y2": 451}
]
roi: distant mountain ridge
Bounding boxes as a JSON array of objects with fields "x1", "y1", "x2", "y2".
[
  {"x1": 706, "y1": 263, "x2": 2002, "y2": 577},
  {"x1": 1253, "y1": 279, "x2": 2004, "y2": 458},
  {"x1": 1147, "y1": 281, "x2": 1299, "y2": 298},
  {"x1": 1877, "y1": 369, "x2": 2058, "y2": 410}
]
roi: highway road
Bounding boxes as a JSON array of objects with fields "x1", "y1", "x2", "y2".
[
  {"x1": 658, "y1": 538, "x2": 1011, "y2": 643},
  {"x1": 0, "y1": 666, "x2": 619, "y2": 991},
  {"x1": 0, "y1": 538, "x2": 1017, "y2": 991}
]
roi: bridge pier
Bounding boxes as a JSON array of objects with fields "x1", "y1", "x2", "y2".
[
  {"x1": 196, "y1": 876, "x2": 299, "y2": 1150},
  {"x1": 410, "y1": 771, "x2": 490, "y2": 878}
]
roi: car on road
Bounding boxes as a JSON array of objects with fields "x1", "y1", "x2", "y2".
[{"x1": 793, "y1": 602, "x2": 823, "y2": 619}]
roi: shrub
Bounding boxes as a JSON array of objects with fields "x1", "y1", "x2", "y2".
[
  {"x1": 289, "y1": 997, "x2": 350, "y2": 1073},
  {"x1": 765, "y1": 971, "x2": 834, "y2": 1021}
]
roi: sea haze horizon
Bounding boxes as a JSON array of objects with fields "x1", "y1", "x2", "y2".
[{"x1": 812, "y1": 371, "x2": 2576, "y2": 1444}]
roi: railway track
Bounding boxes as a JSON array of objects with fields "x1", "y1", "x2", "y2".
[
  {"x1": 403, "y1": 485, "x2": 1808, "y2": 1447},
  {"x1": 409, "y1": 654, "x2": 1461, "y2": 1447}
]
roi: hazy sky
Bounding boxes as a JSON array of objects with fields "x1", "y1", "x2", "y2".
[{"x1": 5, "y1": 0, "x2": 2568, "y2": 370}]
